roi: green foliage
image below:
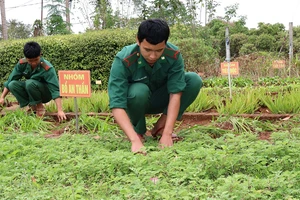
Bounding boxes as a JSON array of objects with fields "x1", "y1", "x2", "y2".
[
  {"x1": 0, "y1": 115, "x2": 299, "y2": 199},
  {"x1": 215, "y1": 88, "x2": 261, "y2": 114},
  {"x1": 203, "y1": 77, "x2": 253, "y2": 87},
  {"x1": 6, "y1": 19, "x2": 32, "y2": 39},
  {"x1": 47, "y1": 91, "x2": 110, "y2": 113},
  {"x1": 45, "y1": 15, "x2": 72, "y2": 35},
  {"x1": 256, "y1": 34, "x2": 276, "y2": 51},
  {"x1": 0, "y1": 110, "x2": 54, "y2": 133},
  {"x1": 260, "y1": 89, "x2": 300, "y2": 114},
  {"x1": 186, "y1": 89, "x2": 214, "y2": 112},
  {"x1": 230, "y1": 33, "x2": 248, "y2": 57},
  {"x1": 239, "y1": 43, "x2": 257, "y2": 55},
  {"x1": 41, "y1": 83, "x2": 300, "y2": 114},
  {"x1": 254, "y1": 22, "x2": 286, "y2": 36},
  {"x1": 0, "y1": 29, "x2": 136, "y2": 91},
  {"x1": 148, "y1": 0, "x2": 188, "y2": 25},
  {"x1": 174, "y1": 38, "x2": 218, "y2": 73}
]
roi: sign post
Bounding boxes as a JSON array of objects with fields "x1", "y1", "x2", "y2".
[
  {"x1": 58, "y1": 70, "x2": 91, "y2": 133},
  {"x1": 225, "y1": 27, "x2": 232, "y2": 99}
]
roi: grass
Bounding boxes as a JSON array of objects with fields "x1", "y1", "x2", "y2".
[
  {"x1": 4, "y1": 85, "x2": 300, "y2": 115},
  {"x1": 0, "y1": 111, "x2": 300, "y2": 199},
  {"x1": 40, "y1": 85, "x2": 300, "y2": 115}
]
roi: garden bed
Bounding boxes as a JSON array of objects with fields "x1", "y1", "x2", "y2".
[{"x1": 1, "y1": 103, "x2": 292, "y2": 141}]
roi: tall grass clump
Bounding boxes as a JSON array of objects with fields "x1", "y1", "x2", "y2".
[
  {"x1": 214, "y1": 87, "x2": 262, "y2": 114},
  {"x1": 0, "y1": 110, "x2": 54, "y2": 133},
  {"x1": 260, "y1": 88, "x2": 300, "y2": 113}
]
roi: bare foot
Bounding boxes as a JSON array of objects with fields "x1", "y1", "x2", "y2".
[
  {"x1": 151, "y1": 114, "x2": 167, "y2": 137},
  {"x1": 137, "y1": 134, "x2": 145, "y2": 143},
  {"x1": 36, "y1": 103, "x2": 45, "y2": 117}
]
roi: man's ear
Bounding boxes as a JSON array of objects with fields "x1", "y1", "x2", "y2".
[{"x1": 136, "y1": 37, "x2": 140, "y2": 46}]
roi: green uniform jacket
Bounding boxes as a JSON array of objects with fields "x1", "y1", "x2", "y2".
[
  {"x1": 108, "y1": 42, "x2": 186, "y2": 109},
  {"x1": 4, "y1": 57, "x2": 61, "y2": 100}
]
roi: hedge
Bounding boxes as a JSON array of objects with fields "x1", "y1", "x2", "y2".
[{"x1": 0, "y1": 29, "x2": 136, "y2": 91}]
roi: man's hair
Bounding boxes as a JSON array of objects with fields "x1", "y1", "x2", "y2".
[
  {"x1": 137, "y1": 19, "x2": 170, "y2": 45},
  {"x1": 23, "y1": 41, "x2": 41, "y2": 59}
]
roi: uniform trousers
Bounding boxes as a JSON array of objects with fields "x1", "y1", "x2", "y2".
[
  {"x1": 126, "y1": 72, "x2": 203, "y2": 135},
  {"x1": 7, "y1": 80, "x2": 52, "y2": 108}
]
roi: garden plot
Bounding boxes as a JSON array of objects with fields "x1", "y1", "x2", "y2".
[
  {"x1": 0, "y1": 110, "x2": 299, "y2": 199},
  {"x1": 1, "y1": 87, "x2": 300, "y2": 199}
]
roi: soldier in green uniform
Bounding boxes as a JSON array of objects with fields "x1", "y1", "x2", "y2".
[
  {"x1": 108, "y1": 19, "x2": 202, "y2": 153},
  {"x1": 0, "y1": 41, "x2": 67, "y2": 122}
]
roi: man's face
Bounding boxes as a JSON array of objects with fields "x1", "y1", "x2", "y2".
[
  {"x1": 26, "y1": 56, "x2": 40, "y2": 68},
  {"x1": 137, "y1": 39, "x2": 166, "y2": 66}
]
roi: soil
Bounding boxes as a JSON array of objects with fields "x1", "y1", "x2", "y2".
[{"x1": 0, "y1": 102, "x2": 292, "y2": 141}]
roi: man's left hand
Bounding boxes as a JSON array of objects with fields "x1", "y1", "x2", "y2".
[
  {"x1": 159, "y1": 134, "x2": 173, "y2": 148},
  {"x1": 57, "y1": 111, "x2": 67, "y2": 122}
]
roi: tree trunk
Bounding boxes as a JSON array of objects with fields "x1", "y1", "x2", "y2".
[
  {"x1": 0, "y1": 0, "x2": 8, "y2": 40},
  {"x1": 66, "y1": 0, "x2": 71, "y2": 31}
]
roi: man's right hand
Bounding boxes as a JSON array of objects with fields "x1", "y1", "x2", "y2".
[{"x1": 0, "y1": 97, "x2": 5, "y2": 106}]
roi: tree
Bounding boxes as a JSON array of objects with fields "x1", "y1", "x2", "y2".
[
  {"x1": 147, "y1": 0, "x2": 188, "y2": 26},
  {"x1": 44, "y1": 0, "x2": 72, "y2": 34},
  {"x1": 0, "y1": 19, "x2": 32, "y2": 39},
  {"x1": 224, "y1": 3, "x2": 239, "y2": 22},
  {"x1": 91, "y1": 0, "x2": 116, "y2": 29},
  {"x1": 7, "y1": 19, "x2": 32, "y2": 39},
  {"x1": 205, "y1": 0, "x2": 220, "y2": 24},
  {"x1": 33, "y1": 19, "x2": 44, "y2": 37},
  {"x1": 45, "y1": 14, "x2": 71, "y2": 35},
  {"x1": 66, "y1": 0, "x2": 71, "y2": 30},
  {"x1": 0, "y1": 0, "x2": 8, "y2": 40}
]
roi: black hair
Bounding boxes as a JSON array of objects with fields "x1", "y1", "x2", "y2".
[
  {"x1": 137, "y1": 19, "x2": 170, "y2": 45},
  {"x1": 23, "y1": 41, "x2": 41, "y2": 59}
]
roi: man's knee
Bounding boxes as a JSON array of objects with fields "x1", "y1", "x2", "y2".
[
  {"x1": 25, "y1": 79, "x2": 37, "y2": 91},
  {"x1": 128, "y1": 83, "x2": 150, "y2": 106},
  {"x1": 185, "y1": 72, "x2": 203, "y2": 90},
  {"x1": 7, "y1": 80, "x2": 21, "y2": 92}
]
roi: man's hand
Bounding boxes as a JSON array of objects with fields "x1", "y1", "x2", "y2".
[
  {"x1": 57, "y1": 111, "x2": 67, "y2": 122},
  {"x1": 159, "y1": 134, "x2": 173, "y2": 149},
  {"x1": 131, "y1": 138, "x2": 145, "y2": 154},
  {"x1": 0, "y1": 97, "x2": 5, "y2": 106}
]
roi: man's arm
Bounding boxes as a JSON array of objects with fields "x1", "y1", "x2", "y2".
[
  {"x1": 0, "y1": 87, "x2": 10, "y2": 106},
  {"x1": 54, "y1": 97, "x2": 66, "y2": 122},
  {"x1": 159, "y1": 92, "x2": 182, "y2": 147},
  {"x1": 112, "y1": 108, "x2": 144, "y2": 153}
]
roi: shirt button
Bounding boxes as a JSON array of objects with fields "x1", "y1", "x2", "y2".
[{"x1": 161, "y1": 56, "x2": 165, "y2": 60}]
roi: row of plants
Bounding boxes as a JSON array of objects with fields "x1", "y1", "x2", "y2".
[
  {"x1": 204, "y1": 76, "x2": 300, "y2": 87},
  {"x1": 42, "y1": 84, "x2": 300, "y2": 114},
  {"x1": 0, "y1": 110, "x2": 299, "y2": 199}
]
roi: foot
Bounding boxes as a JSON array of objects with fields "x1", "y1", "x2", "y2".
[
  {"x1": 137, "y1": 134, "x2": 145, "y2": 143},
  {"x1": 27, "y1": 105, "x2": 37, "y2": 112},
  {"x1": 35, "y1": 103, "x2": 45, "y2": 117},
  {"x1": 151, "y1": 114, "x2": 167, "y2": 137}
]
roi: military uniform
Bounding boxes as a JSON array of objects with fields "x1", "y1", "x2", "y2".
[
  {"x1": 108, "y1": 42, "x2": 202, "y2": 135},
  {"x1": 4, "y1": 57, "x2": 61, "y2": 107}
]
